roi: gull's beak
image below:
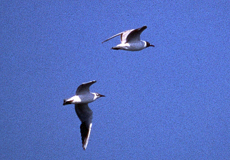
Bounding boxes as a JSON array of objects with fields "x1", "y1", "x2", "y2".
[
  {"x1": 150, "y1": 44, "x2": 155, "y2": 47},
  {"x1": 99, "y1": 94, "x2": 105, "y2": 97}
]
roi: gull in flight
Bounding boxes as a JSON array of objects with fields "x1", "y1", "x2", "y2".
[
  {"x1": 63, "y1": 80, "x2": 105, "y2": 150},
  {"x1": 102, "y1": 26, "x2": 154, "y2": 51}
]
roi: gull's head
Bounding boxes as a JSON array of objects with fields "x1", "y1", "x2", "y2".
[
  {"x1": 146, "y1": 41, "x2": 155, "y2": 48},
  {"x1": 93, "y1": 93, "x2": 105, "y2": 100}
]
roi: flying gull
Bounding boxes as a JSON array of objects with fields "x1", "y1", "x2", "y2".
[
  {"x1": 102, "y1": 26, "x2": 154, "y2": 51},
  {"x1": 63, "y1": 80, "x2": 105, "y2": 150}
]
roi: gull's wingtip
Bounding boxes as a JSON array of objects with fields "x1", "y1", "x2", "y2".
[
  {"x1": 80, "y1": 123, "x2": 92, "y2": 150},
  {"x1": 102, "y1": 39, "x2": 108, "y2": 44},
  {"x1": 82, "y1": 80, "x2": 97, "y2": 85}
]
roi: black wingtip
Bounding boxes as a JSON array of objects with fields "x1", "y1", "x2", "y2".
[{"x1": 80, "y1": 122, "x2": 92, "y2": 150}]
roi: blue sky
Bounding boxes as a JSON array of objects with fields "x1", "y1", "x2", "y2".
[{"x1": 1, "y1": 0, "x2": 230, "y2": 159}]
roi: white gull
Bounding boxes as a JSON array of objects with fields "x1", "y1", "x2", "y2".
[
  {"x1": 102, "y1": 26, "x2": 154, "y2": 51},
  {"x1": 63, "y1": 80, "x2": 105, "y2": 150}
]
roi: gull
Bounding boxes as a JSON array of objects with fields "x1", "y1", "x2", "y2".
[
  {"x1": 102, "y1": 26, "x2": 155, "y2": 51},
  {"x1": 63, "y1": 80, "x2": 105, "y2": 150}
]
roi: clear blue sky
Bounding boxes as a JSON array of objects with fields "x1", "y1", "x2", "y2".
[{"x1": 1, "y1": 1, "x2": 230, "y2": 159}]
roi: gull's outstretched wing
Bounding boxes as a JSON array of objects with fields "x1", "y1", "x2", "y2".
[
  {"x1": 126, "y1": 26, "x2": 147, "y2": 43},
  {"x1": 75, "y1": 103, "x2": 93, "y2": 150},
  {"x1": 102, "y1": 32, "x2": 124, "y2": 43},
  {"x1": 102, "y1": 26, "x2": 147, "y2": 44},
  {"x1": 102, "y1": 28, "x2": 135, "y2": 44},
  {"x1": 76, "y1": 80, "x2": 96, "y2": 95}
]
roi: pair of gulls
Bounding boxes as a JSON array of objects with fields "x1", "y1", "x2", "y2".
[{"x1": 63, "y1": 26, "x2": 154, "y2": 150}]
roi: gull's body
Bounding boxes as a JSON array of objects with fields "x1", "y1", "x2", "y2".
[
  {"x1": 64, "y1": 93, "x2": 97, "y2": 104},
  {"x1": 102, "y1": 26, "x2": 154, "y2": 51},
  {"x1": 63, "y1": 80, "x2": 105, "y2": 150}
]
